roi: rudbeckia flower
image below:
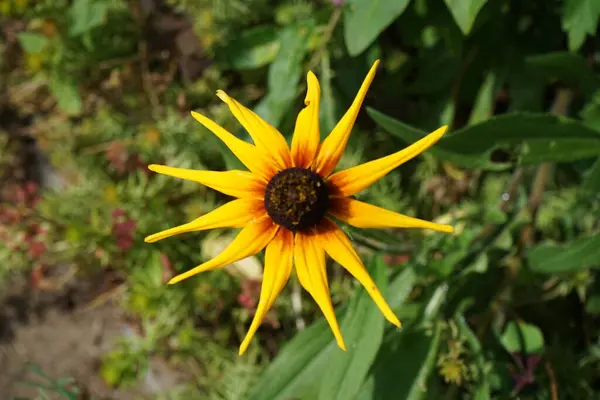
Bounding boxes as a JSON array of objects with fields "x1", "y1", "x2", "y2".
[{"x1": 145, "y1": 60, "x2": 453, "y2": 355}]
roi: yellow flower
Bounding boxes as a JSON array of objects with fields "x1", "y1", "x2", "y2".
[{"x1": 145, "y1": 60, "x2": 453, "y2": 355}]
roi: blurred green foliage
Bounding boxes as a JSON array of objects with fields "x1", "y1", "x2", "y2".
[{"x1": 2, "y1": 0, "x2": 600, "y2": 399}]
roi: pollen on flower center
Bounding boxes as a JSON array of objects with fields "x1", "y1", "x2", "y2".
[{"x1": 264, "y1": 167, "x2": 329, "y2": 232}]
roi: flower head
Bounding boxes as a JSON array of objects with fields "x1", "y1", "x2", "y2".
[{"x1": 145, "y1": 60, "x2": 453, "y2": 355}]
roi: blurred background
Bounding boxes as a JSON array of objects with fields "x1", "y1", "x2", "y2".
[{"x1": 1, "y1": 0, "x2": 600, "y2": 399}]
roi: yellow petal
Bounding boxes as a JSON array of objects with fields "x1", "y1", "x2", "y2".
[
  {"x1": 294, "y1": 231, "x2": 346, "y2": 351},
  {"x1": 168, "y1": 215, "x2": 279, "y2": 285},
  {"x1": 216, "y1": 90, "x2": 292, "y2": 170},
  {"x1": 319, "y1": 218, "x2": 401, "y2": 326},
  {"x1": 291, "y1": 71, "x2": 320, "y2": 168},
  {"x1": 312, "y1": 60, "x2": 380, "y2": 177},
  {"x1": 239, "y1": 229, "x2": 293, "y2": 355},
  {"x1": 148, "y1": 164, "x2": 266, "y2": 199},
  {"x1": 145, "y1": 199, "x2": 266, "y2": 243},
  {"x1": 329, "y1": 197, "x2": 454, "y2": 233},
  {"x1": 190, "y1": 111, "x2": 276, "y2": 180},
  {"x1": 328, "y1": 125, "x2": 448, "y2": 197}
]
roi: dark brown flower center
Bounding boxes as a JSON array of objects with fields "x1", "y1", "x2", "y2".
[{"x1": 264, "y1": 167, "x2": 329, "y2": 232}]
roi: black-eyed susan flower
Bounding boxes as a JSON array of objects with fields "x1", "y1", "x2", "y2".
[{"x1": 145, "y1": 60, "x2": 453, "y2": 355}]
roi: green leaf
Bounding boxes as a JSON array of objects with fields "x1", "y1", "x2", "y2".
[
  {"x1": 468, "y1": 73, "x2": 495, "y2": 125},
  {"x1": 406, "y1": 50, "x2": 459, "y2": 96},
  {"x1": 586, "y1": 293, "x2": 600, "y2": 314},
  {"x1": 526, "y1": 52, "x2": 598, "y2": 93},
  {"x1": 387, "y1": 267, "x2": 417, "y2": 311},
  {"x1": 318, "y1": 257, "x2": 387, "y2": 400},
  {"x1": 443, "y1": 0, "x2": 488, "y2": 35},
  {"x1": 562, "y1": 0, "x2": 600, "y2": 51},
  {"x1": 48, "y1": 75, "x2": 82, "y2": 116},
  {"x1": 254, "y1": 20, "x2": 314, "y2": 128},
  {"x1": 219, "y1": 25, "x2": 280, "y2": 70},
  {"x1": 583, "y1": 157, "x2": 600, "y2": 192},
  {"x1": 423, "y1": 284, "x2": 449, "y2": 323},
  {"x1": 69, "y1": 0, "x2": 109, "y2": 37},
  {"x1": 343, "y1": 0, "x2": 410, "y2": 56},
  {"x1": 17, "y1": 32, "x2": 50, "y2": 53},
  {"x1": 527, "y1": 233, "x2": 600, "y2": 274},
  {"x1": 456, "y1": 313, "x2": 490, "y2": 398},
  {"x1": 500, "y1": 321, "x2": 544, "y2": 355},
  {"x1": 506, "y1": 65, "x2": 544, "y2": 112},
  {"x1": 250, "y1": 261, "x2": 415, "y2": 400},
  {"x1": 368, "y1": 108, "x2": 600, "y2": 170},
  {"x1": 581, "y1": 89, "x2": 600, "y2": 130},
  {"x1": 249, "y1": 310, "x2": 348, "y2": 400},
  {"x1": 357, "y1": 323, "x2": 442, "y2": 400},
  {"x1": 319, "y1": 51, "x2": 338, "y2": 135},
  {"x1": 246, "y1": 306, "x2": 342, "y2": 398}
]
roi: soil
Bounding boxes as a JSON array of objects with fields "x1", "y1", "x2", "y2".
[{"x1": 0, "y1": 274, "x2": 184, "y2": 400}]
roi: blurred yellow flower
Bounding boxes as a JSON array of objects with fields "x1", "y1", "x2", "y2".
[
  {"x1": 0, "y1": 1, "x2": 10, "y2": 15},
  {"x1": 42, "y1": 19, "x2": 57, "y2": 37},
  {"x1": 24, "y1": 53, "x2": 43, "y2": 73},
  {"x1": 438, "y1": 356, "x2": 468, "y2": 386},
  {"x1": 144, "y1": 127, "x2": 161, "y2": 145},
  {"x1": 0, "y1": 0, "x2": 30, "y2": 15},
  {"x1": 103, "y1": 185, "x2": 118, "y2": 204},
  {"x1": 146, "y1": 60, "x2": 453, "y2": 355}
]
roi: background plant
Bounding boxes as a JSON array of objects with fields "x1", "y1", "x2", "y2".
[{"x1": 1, "y1": 0, "x2": 600, "y2": 399}]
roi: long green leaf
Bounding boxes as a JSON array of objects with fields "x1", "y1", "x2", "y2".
[
  {"x1": 357, "y1": 322, "x2": 442, "y2": 400},
  {"x1": 468, "y1": 73, "x2": 495, "y2": 125},
  {"x1": 368, "y1": 108, "x2": 600, "y2": 170},
  {"x1": 583, "y1": 157, "x2": 600, "y2": 192},
  {"x1": 387, "y1": 267, "x2": 417, "y2": 311},
  {"x1": 318, "y1": 257, "x2": 387, "y2": 400},
  {"x1": 527, "y1": 233, "x2": 600, "y2": 274},
  {"x1": 319, "y1": 51, "x2": 338, "y2": 135},
  {"x1": 456, "y1": 314, "x2": 490, "y2": 398},
  {"x1": 581, "y1": 89, "x2": 600, "y2": 130},
  {"x1": 250, "y1": 263, "x2": 416, "y2": 400},
  {"x1": 247, "y1": 311, "x2": 338, "y2": 400},
  {"x1": 526, "y1": 52, "x2": 598, "y2": 93}
]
